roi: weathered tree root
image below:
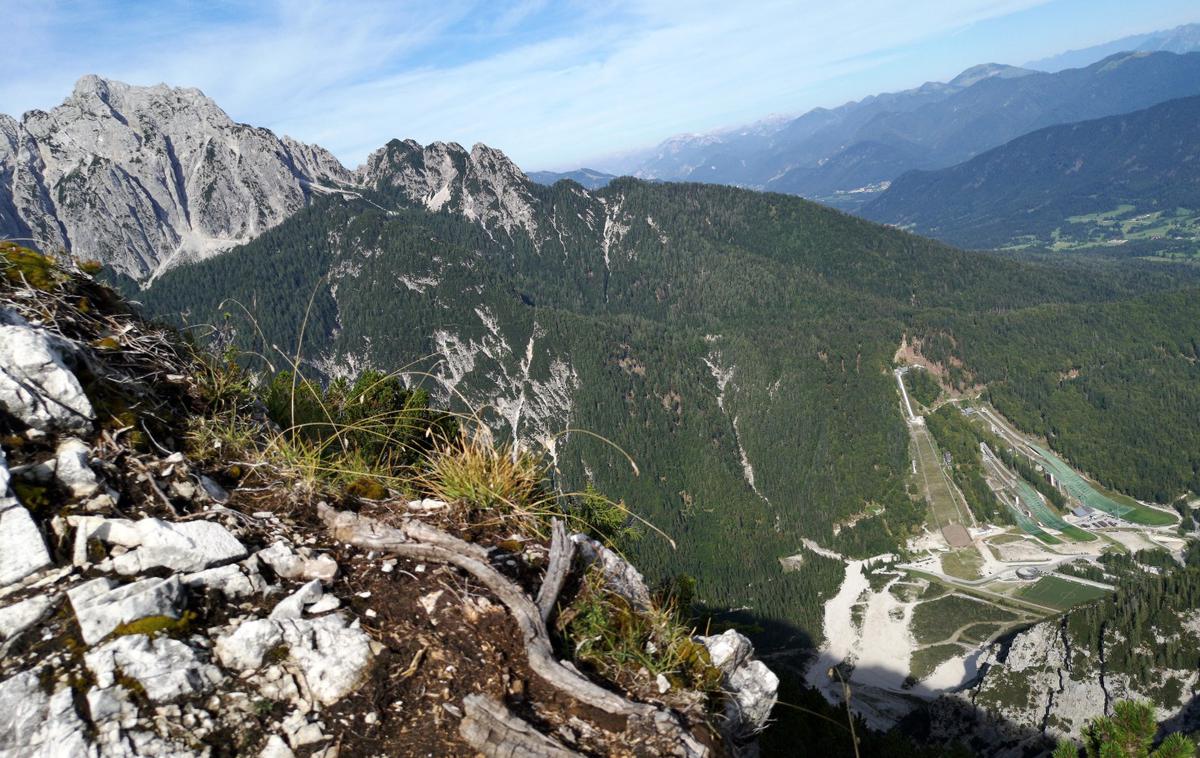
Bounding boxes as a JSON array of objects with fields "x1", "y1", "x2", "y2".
[
  {"x1": 459, "y1": 693, "x2": 582, "y2": 758},
  {"x1": 535, "y1": 518, "x2": 575, "y2": 624},
  {"x1": 317, "y1": 504, "x2": 708, "y2": 757}
]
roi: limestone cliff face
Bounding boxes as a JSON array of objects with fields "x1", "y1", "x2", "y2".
[
  {"x1": 928, "y1": 609, "x2": 1200, "y2": 755},
  {"x1": 0, "y1": 76, "x2": 351, "y2": 281},
  {"x1": 0, "y1": 77, "x2": 555, "y2": 283},
  {"x1": 356, "y1": 138, "x2": 540, "y2": 239}
]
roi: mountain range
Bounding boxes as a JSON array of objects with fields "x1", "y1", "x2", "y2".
[
  {"x1": 5, "y1": 67, "x2": 1200, "y2": 753},
  {"x1": 83, "y1": 75, "x2": 1191, "y2": 631},
  {"x1": 527, "y1": 167, "x2": 616, "y2": 190},
  {"x1": 584, "y1": 50, "x2": 1200, "y2": 212},
  {"x1": 1025, "y1": 21, "x2": 1200, "y2": 72},
  {"x1": 862, "y1": 94, "x2": 1200, "y2": 251}
]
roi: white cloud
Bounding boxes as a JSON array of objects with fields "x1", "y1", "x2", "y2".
[{"x1": 0, "y1": 0, "x2": 1063, "y2": 169}]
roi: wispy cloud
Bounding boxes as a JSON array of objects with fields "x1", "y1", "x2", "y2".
[{"x1": 1, "y1": 0, "x2": 1192, "y2": 169}]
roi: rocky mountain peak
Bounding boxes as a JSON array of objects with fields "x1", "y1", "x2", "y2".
[
  {"x1": 358, "y1": 138, "x2": 539, "y2": 239},
  {"x1": 0, "y1": 77, "x2": 351, "y2": 282},
  {"x1": 0, "y1": 77, "x2": 550, "y2": 282}
]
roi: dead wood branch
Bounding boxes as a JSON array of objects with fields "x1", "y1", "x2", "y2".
[
  {"x1": 459, "y1": 694, "x2": 582, "y2": 758},
  {"x1": 536, "y1": 517, "x2": 575, "y2": 624}
]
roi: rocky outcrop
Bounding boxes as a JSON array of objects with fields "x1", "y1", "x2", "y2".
[
  {"x1": 356, "y1": 138, "x2": 540, "y2": 239},
  {"x1": 0, "y1": 309, "x2": 94, "y2": 433},
  {"x1": 926, "y1": 606, "x2": 1200, "y2": 755},
  {"x1": 0, "y1": 76, "x2": 351, "y2": 280}
]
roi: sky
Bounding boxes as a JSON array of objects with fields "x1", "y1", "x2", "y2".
[{"x1": 2, "y1": 0, "x2": 1197, "y2": 171}]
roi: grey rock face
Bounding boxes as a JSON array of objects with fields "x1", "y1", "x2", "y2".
[
  {"x1": 0, "y1": 454, "x2": 53, "y2": 587},
  {"x1": 54, "y1": 438, "x2": 100, "y2": 497},
  {"x1": 67, "y1": 575, "x2": 185, "y2": 644},
  {"x1": 570, "y1": 532, "x2": 653, "y2": 609},
  {"x1": 85, "y1": 634, "x2": 223, "y2": 702},
  {"x1": 1, "y1": 76, "x2": 351, "y2": 281},
  {"x1": 357, "y1": 139, "x2": 539, "y2": 239},
  {"x1": 70, "y1": 515, "x2": 247, "y2": 575},
  {"x1": 0, "y1": 593, "x2": 58, "y2": 642},
  {"x1": 1, "y1": 76, "x2": 553, "y2": 283},
  {"x1": 0, "y1": 311, "x2": 94, "y2": 433},
  {"x1": 215, "y1": 612, "x2": 374, "y2": 705},
  {"x1": 0, "y1": 668, "x2": 92, "y2": 758},
  {"x1": 698, "y1": 629, "x2": 780, "y2": 740}
]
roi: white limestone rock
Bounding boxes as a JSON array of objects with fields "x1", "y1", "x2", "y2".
[
  {"x1": 256, "y1": 540, "x2": 338, "y2": 584},
  {"x1": 0, "y1": 593, "x2": 58, "y2": 641},
  {"x1": 0, "y1": 315, "x2": 94, "y2": 433},
  {"x1": 71, "y1": 516, "x2": 247, "y2": 575},
  {"x1": 306, "y1": 595, "x2": 340, "y2": 614},
  {"x1": 260, "y1": 735, "x2": 296, "y2": 758},
  {"x1": 570, "y1": 533, "x2": 652, "y2": 609},
  {"x1": 215, "y1": 613, "x2": 374, "y2": 706},
  {"x1": 0, "y1": 669, "x2": 92, "y2": 758},
  {"x1": 54, "y1": 438, "x2": 99, "y2": 497},
  {"x1": 182, "y1": 562, "x2": 267, "y2": 599},
  {"x1": 84, "y1": 634, "x2": 223, "y2": 702},
  {"x1": 269, "y1": 579, "x2": 324, "y2": 620},
  {"x1": 68, "y1": 575, "x2": 184, "y2": 644},
  {"x1": 0, "y1": 471, "x2": 53, "y2": 587},
  {"x1": 697, "y1": 629, "x2": 779, "y2": 737}
]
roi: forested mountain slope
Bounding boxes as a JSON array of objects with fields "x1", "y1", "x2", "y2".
[
  {"x1": 863, "y1": 95, "x2": 1200, "y2": 251},
  {"x1": 139, "y1": 141, "x2": 1200, "y2": 648}
]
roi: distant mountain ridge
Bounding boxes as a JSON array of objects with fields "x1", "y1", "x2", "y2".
[
  {"x1": 1026, "y1": 21, "x2": 1200, "y2": 72},
  {"x1": 620, "y1": 51, "x2": 1200, "y2": 209},
  {"x1": 0, "y1": 77, "x2": 563, "y2": 284},
  {"x1": 862, "y1": 94, "x2": 1200, "y2": 250},
  {"x1": 527, "y1": 168, "x2": 616, "y2": 190}
]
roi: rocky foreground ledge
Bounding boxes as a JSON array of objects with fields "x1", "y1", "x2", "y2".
[{"x1": 0, "y1": 244, "x2": 777, "y2": 757}]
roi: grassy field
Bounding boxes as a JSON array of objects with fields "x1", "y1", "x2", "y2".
[
  {"x1": 911, "y1": 424, "x2": 972, "y2": 531},
  {"x1": 1039, "y1": 205, "x2": 1200, "y2": 253},
  {"x1": 1031, "y1": 443, "x2": 1176, "y2": 526},
  {"x1": 1016, "y1": 575, "x2": 1110, "y2": 610},
  {"x1": 910, "y1": 644, "x2": 964, "y2": 681},
  {"x1": 911, "y1": 594, "x2": 1019, "y2": 645},
  {"x1": 941, "y1": 547, "x2": 984, "y2": 580},
  {"x1": 959, "y1": 623, "x2": 1003, "y2": 646}
]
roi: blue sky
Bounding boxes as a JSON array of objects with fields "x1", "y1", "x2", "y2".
[{"x1": 2, "y1": 0, "x2": 1197, "y2": 170}]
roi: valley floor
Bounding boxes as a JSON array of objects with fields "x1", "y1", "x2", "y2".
[{"x1": 800, "y1": 367, "x2": 1187, "y2": 732}]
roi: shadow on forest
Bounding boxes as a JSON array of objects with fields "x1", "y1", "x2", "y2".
[{"x1": 694, "y1": 604, "x2": 1061, "y2": 757}]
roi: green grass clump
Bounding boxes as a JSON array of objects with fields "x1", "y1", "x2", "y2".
[
  {"x1": 0, "y1": 243, "x2": 64, "y2": 291},
  {"x1": 423, "y1": 430, "x2": 547, "y2": 514},
  {"x1": 111, "y1": 611, "x2": 195, "y2": 639},
  {"x1": 556, "y1": 567, "x2": 722, "y2": 694}
]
